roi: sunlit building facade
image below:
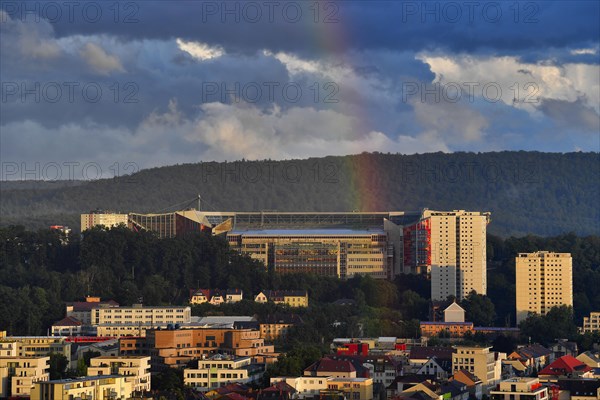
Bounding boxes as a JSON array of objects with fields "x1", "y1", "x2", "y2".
[
  {"x1": 126, "y1": 209, "x2": 490, "y2": 287},
  {"x1": 516, "y1": 251, "x2": 573, "y2": 324},
  {"x1": 404, "y1": 210, "x2": 490, "y2": 301},
  {"x1": 81, "y1": 211, "x2": 128, "y2": 232}
]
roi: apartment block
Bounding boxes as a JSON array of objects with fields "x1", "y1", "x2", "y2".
[
  {"x1": 490, "y1": 377, "x2": 548, "y2": 400},
  {"x1": 0, "y1": 356, "x2": 50, "y2": 397},
  {"x1": 88, "y1": 356, "x2": 151, "y2": 392},
  {"x1": 31, "y1": 375, "x2": 133, "y2": 400},
  {"x1": 65, "y1": 296, "x2": 119, "y2": 325},
  {"x1": 146, "y1": 328, "x2": 274, "y2": 369},
  {"x1": 0, "y1": 337, "x2": 71, "y2": 361},
  {"x1": 91, "y1": 304, "x2": 191, "y2": 326},
  {"x1": 452, "y1": 346, "x2": 504, "y2": 388},
  {"x1": 404, "y1": 210, "x2": 490, "y2": 301},
  {"x1": 516, "y1": 252, "x2": 573, "y2": 324},
  {"x1": 259, "y1": 314, "x2": 304, "y2": 341},
  {"x1": 88, "y1": 304, "x2": 192, "y2": 337},
  {"x1": 81, "y1": 212, "x2": 128, "y2": 232},
  {"x1": 581, "y1": 311, "x2": 600, "y2": 333},
  {"x1": 183, "y1": 355, "x2": 264, "y2": 390}
]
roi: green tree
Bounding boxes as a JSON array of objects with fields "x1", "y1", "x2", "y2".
[
  {"x1": 48, "y1": 353, "x2": 69, "y2": 380},
  {"x1": 519, "y1": 306, "x2": 577, "y2": 345},
  {"x1": 75, "y1": 358, "x2": 87, "y2": 377},
  {"x1": 461, "y1": 291, "x2": 496, "y2": 327}
]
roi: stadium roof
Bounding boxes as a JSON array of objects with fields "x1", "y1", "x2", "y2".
[{"x1": 229, "y1": 228, "x2": 386, "y2": 236}]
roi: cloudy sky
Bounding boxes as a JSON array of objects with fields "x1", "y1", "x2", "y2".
[{"x1": 1, "y1": 1, "x2": 599, "y2": 178}]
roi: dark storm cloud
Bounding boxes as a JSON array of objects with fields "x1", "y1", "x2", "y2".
[
  {"x1": 538, "y1": 97, "x2": 600, "y2": 133},
  {"x1": 2, "y1": 1, "x2": 599, "y2": 61},
  {"x1": 0, "y1": 0, "x2": 598, "y2": 171}
]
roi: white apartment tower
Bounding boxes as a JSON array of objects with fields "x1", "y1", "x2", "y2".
[
  {"x1": 515, "y1": 251, "x2": 573, "y2": 324},
  {"x1": 421, "y1": 210, "x2": 489, "y2": 301}
]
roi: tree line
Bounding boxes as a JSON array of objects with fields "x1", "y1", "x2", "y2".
[
  {"x1": 1, "y1": 151, "x2": 598, "y2": 237},
  {"x1": 0, "y1": 225, "x2": 598, "y2": 340}
]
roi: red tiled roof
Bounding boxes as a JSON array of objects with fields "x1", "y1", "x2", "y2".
[
  {"x1": 67, "y1": 300, "x2": 118, "y2": 311},
  {"x1": 263, "y1": 381, "x2": 296, "y2": 393},
  {"x1": 409, "y1": 346, "x2": 453, "y2": 361},
  {"x1": 453, "y1": 369, "x2": 482, "y2": 385},
  {"x1": 538, "y1": 355, "x2": 592, "y2": 376},
  {"x1": 306, "y1": 358, "x2": 356, "y2": 373},
  {"x1": 53, "y1": 316, "x2": 83, "y2": 326},
  {"x1": 223, "y1": 393, "x2": 250, "y2": 400}
]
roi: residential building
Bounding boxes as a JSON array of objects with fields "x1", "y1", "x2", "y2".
[
  {"x1": 259, "y1": 314, "x2": 304, "y2": 341},
  {"x1": 489, "y1": 377, "x2": 548, "y2": 400},
  {"x1": 398, "y1": 380, "x2": 440, "y2": 400},
  {"x1": 88, "y1": 356, "x2": 151, "y2": 392},
  {"x1": 420, "y1": 322, "x2": 474, "y2": 338},
  {"x1": 255, "y1": 290, "x2": 308, "y2": 307},
  {"x1": 334, "y1": 354, "x2": 399, "y2": 388},
  {"x1": 87, "y1": 304, "x2": 192, "y2": 338},
  {"x1": 324, "y1": 377, "x2": 373, "y2": 400},
  {"x1": 260, "y1": 381, "x2": 297, "y2": 399},
  {"x1": 515, "y1": 252, "x2": 573, "y2": 324},
  {"x1": 184, "y1": 355, "x2": 264, "y2": 391},
  {"x1": 95, "y1": 324, "x2": 152, "y2": 338},
  {"x1": 119, "y1": 337, "x2": 148, "y2": 356},
  {"x1": 408, "y1": 347, "x2": 453, "y2": 374},
  {"x1": 190, "y1": 289, "x2": 243, "y2": 305},
  {"x1": 146, "y1": 328, "x2": 274, "y2": 370},
  {"x1": 555, "y1": 378, "x2": 600, "y2": 400},
  {"x1": 204, "y1": 382, "x2": 252, "y2": 398},
  {"x1": 404, "y1": 210, "x2": 490, "y2": 300},
  {"x1": 0, "y1": 337, "x2": 71, "y2": 363},
  {"x1": 421, "y1": 302, "x2": 473, "y2": 338},
  {"x1": 538, "y1": 356, "x2": 593, "y2": 382},
  {"x1": 507, "y1": 344, "x2": 553, "y2": 375},
  {"x1": 386, "y1": 375, "x2": 436, "y2": 399},
  {"x1": 75, "y1": 339, "x2": 120, "y2": 360},
  {"x1": 51, "y1": 316, "x2": 84, "y2": 337},
  {"x1": 576, "y1": 351, "x2": 600, "y2": 368},
  {"x1": 416, "y1": 356, "x2": 452, "y2": 380},
  {"x1": 452, "y1": 369, "x2": 483, "y2": 400},
  {"x1": 440, "y1": 380, "x2": 470, "y2": 400},
  {"x1": 0, "y1": 342, "x2": 18, "y2": 358},
  {"x1": 551, "y1": 339, "x2": 578, "y2": 359},
  {"x1": 270, "y1": 376, "x2": 330, "y2": 399},
  {"x1": 581, "y1": 311, "x2": 600, "y2": 333},
  {"x1": 304, "y1": 358, "x2": 358, "y2": 378},
  {"x1": 31, "y1": 375, "x2": 133, "y2": 400},
  {"x1": 65, "y1": 296, "x2": 119, "y2": 325},
  {"x1": 444, "y1": 302, "x2": 466, "y2": 323},
  {"x1": 0, "y1": 356, "x2": 50, "y2": 397},
  {"x1": 91, "y1": 304, "x2": 191, "y2": 326},
  {"x1": 452, "y1": 346, "x2": 504, "y2": 388},
  {"x1": 81, "y1": 211, "x2": 128, "y2": 231}
]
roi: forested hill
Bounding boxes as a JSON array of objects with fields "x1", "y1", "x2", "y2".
[{"x1": 1, "y1": 151, "x2": 598, "y2": 236}]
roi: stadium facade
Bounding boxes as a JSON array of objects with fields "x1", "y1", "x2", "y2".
[{"x1": 123, "y1": 209, "x2": 490, "y2": 300}]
